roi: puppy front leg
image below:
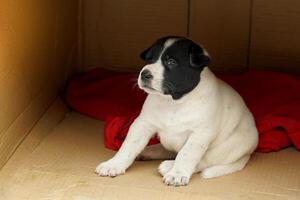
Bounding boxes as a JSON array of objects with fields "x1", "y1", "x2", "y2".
[
  {"x1": 95, "y1": 117, "x2": 155, "y2": 177},
  {"x1": 163, "y1": 133, "x2": 213, "y2": 186}
]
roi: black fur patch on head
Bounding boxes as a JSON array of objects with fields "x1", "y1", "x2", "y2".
[
  {"x1": 161, "y1": 38, "x2": 211, "y2": 100},
  {"x1": 140, "y1": 36, "x2": 182, "y2": 64},
  {"x1": 140, "y1": 36, "x2": 211, "y2": 100}
]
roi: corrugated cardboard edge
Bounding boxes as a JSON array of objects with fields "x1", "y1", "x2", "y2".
[
  {"x1": 77, "y1": 0, "x2": 84, "y2": 72},
  {"x1": 0, "y1": 98, "x2": 68, "y2": 176},
  {"x1": 0, "y1": 89, "x2": 55, "y2": 168},
  {"x1": 0, "y1": 71, "x2": 65, "y2": 167}
]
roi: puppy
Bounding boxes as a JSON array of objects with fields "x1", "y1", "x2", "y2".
[{"x1": 95, "y1": 36, "x2": 258, "y2": 186}]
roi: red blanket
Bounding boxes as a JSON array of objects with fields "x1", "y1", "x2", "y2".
[{"x1": 65, "y1": 68, "x2": 300, "y2": 153}]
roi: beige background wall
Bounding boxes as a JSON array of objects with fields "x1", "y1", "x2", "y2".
[
  {"x1": 0, "y1": 0, "x2": 78, "y2": 168},
  {"x1": 189, "y1": 0, "x2": 251, "y2": 72},
  {"x1": 81, "y1": 0, "x2": 251, "y2": 72},
  {"x1": 250, "y1": 0, "x2": 300, "y2": 72},
  {"x1": 81, "y1": 0, "x2": 188, "y2": 71},
  {"x1": 81, "y1": 0, "x2": 300, "y2": 73}
]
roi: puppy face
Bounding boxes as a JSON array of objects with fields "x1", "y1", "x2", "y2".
[{"x1": 138, "y1": 36, "x2": 211, "y2": 100}]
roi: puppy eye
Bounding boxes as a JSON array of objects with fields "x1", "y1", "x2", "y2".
[{"x1": 166, "y1": 58, "x2": 177, "y2": 66}]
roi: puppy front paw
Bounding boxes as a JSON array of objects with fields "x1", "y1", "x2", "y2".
[
  {"x1": 95, "y1": 160, "x2": 126, "y2": 177},
  {"x1": 163, "y1": 168, "x2": 190, "y2": 187},
  {"x1": 158, "y1": 160, "x2": 174, "y2": 176}
]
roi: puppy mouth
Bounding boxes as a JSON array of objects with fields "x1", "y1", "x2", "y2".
[
  {"x1": 141, "y1": 84, "x2": 157, "y2": 91},
  {"x1": 139, "y1": 81, "x2": 162, "y2": 94}
]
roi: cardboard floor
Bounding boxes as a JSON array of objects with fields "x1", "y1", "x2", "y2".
[{"x1": 1, "y1": 111, "x2": 300, "y2": 200}]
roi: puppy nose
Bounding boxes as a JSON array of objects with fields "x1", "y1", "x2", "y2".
[{"x1": 141, "y1": 69, "x2": 153, "y2": 81}]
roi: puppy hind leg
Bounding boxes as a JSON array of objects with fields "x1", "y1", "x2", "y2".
[
  {"x1": 200, "y1": 155, "x2": 250, "y2": 179},
  {"x1": 136, "y1": 144, "x2": 176, "y2": 161}
]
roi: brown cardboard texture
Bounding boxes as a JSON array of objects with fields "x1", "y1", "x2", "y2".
[
  {"x1": 0, "y1": 0, "x2": 78, "y2": 169},
  {"x1": 250, "y1": 0, "x2": 300, "y2": 72},
  {"x1": 189, "y1": 0, "x2": 251, "y2": 72},
  {"x1": 81, "y1": 0, "x2": 188, "y2": 71},
  {"x1": 1, "y1": 112, "x2": 299, "y2": 200}
]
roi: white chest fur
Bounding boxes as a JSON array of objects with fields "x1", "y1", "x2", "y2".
[
  {"x1": 141, "y1": 93, "x2": 207, "y2": 152},
  {"x1": 139, "y1": 68, "x2": 219, "y2": 152},
  {"x1": 157, "y1": 105, "x2": 194, "y2": 152}
]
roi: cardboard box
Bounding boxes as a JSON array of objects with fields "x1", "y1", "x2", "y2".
[
  {"x1": 0, "y1": 1, "x2": 299, "y2": 199},
  {"x1": 250, "y1": 0, "x2": 300, "y2": 73}
]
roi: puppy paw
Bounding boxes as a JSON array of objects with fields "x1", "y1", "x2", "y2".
[
  {"x1": 163, "y1": 169, "x2": 190, "y2": 187},
  {"x1": 158, "y1": 160, "x2": 174, "y2": 176},
  {"x1": 95, "y1": 160, "x2": 126, "y2": 177}
]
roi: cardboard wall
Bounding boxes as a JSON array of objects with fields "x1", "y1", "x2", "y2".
[
  {"x1": 81, "y1": 0, "x2": 188, "y2": 71},
  {"x1": 81, "y1": 0, "x2": 252, "y2": 72},
  {"x1": 0, "y1": 0, "x2": 78, "y2": 169},
  {"x1": 250, "y1": 0, "x2": 300, "y2": 72},
  {"x1": 81, "y1": 0, "x2": 300, "y2": 73},
  {"x1": 189, "y1": 0, "x2": 251, "y2": 72}
]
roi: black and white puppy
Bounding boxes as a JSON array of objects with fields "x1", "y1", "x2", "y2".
[{"x1": 95, "y1": 36, "x2": 258, "y2": 186}]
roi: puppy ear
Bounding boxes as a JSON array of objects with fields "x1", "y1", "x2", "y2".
[
  {"x1": 189, "y1": 43, "x2": 211, "y2": 68},
  {"x1": 140, "y1": 37, "x2": 167, "y2": 62},
  {"x1": 140, "y1": 47, "x2": 152, "y2": 61}
]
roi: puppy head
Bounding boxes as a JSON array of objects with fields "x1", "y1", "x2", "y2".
[{"x1": 138, "y1": 36, "x2": 211, "y2": 100}]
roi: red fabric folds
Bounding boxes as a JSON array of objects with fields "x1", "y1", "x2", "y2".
[{"x1": 65, "y1": 68, "x2": 300, "y2": 153}]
